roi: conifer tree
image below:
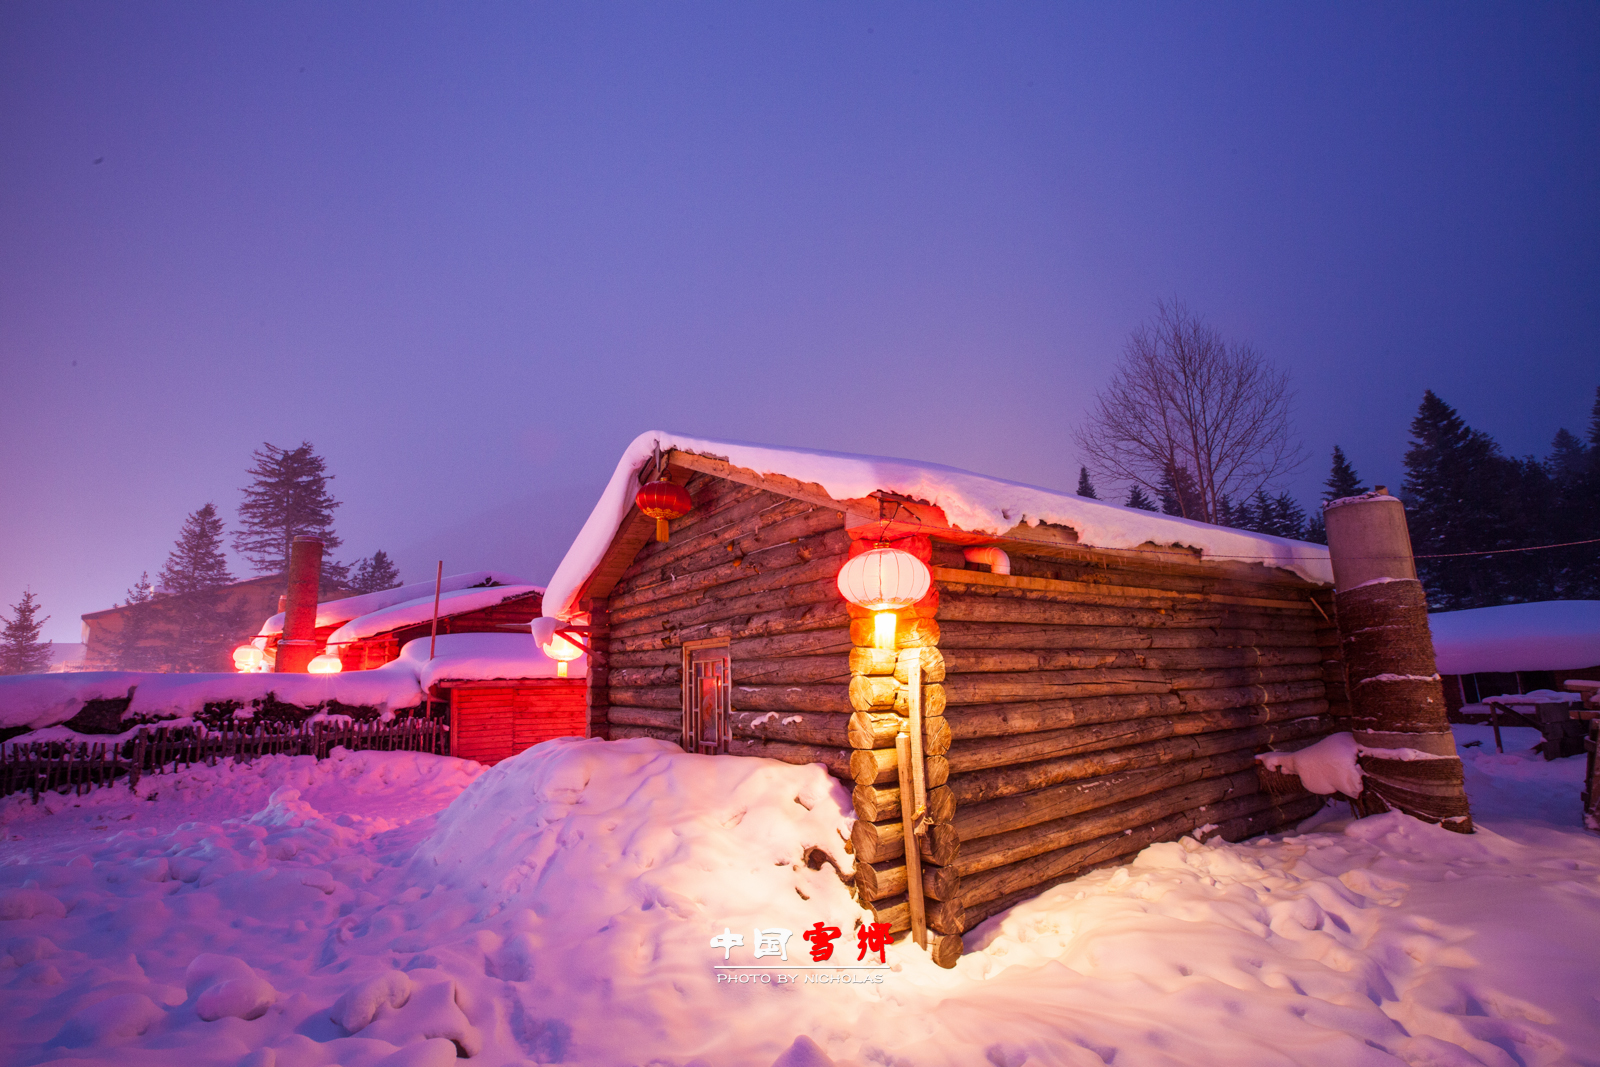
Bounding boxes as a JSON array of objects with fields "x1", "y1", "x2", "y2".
[
  {"x1": 1, "y1": 591, "x2": 52, "y2": 675},
  {"x1": 350, "y1": 551, "x2": 402, "y2": 594},
  {"x1": 107, "y1": 572, "x2": 159, "y2": 670},
  {"x1": 1158, "y1": 464, "x2": 1203, "y2": 519},
  {"x1": 1266, "y1": 491, "x2": 1308, "y2": 539},
  {"x1": 1124, "y1": 485, "x2": 1158, "y2": 511},
  {"x1": 1076, "y1": 467, "x2": 1098, "y2": 499},
  {"x1": 234, "y1": 442, "x2": 342, "y2": 575},
  {"x1": 125, "y1": 572, "x2": 154, "y2": 606},
  {"x1": 1403, "y1": 391, "x2": 1513, "y2": 609},
  {"x1": 1546, "y1": 414, "x2": 1598, "y2": 597},
  {"x1": 158, "y1": 504, "x2": 234, "y2": 594},
  {"x1": 1324, "y1": 446, "x2": 1366, "y2": 501}
]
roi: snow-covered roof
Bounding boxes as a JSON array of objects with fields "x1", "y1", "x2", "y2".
[
  {"x1": 325, "y1": 585, "x2": 544, "y2": 646},
  {"x1": 257, "y1": 571, "x2": 531, "y2": 637},
  {"x1": 542, "y1": 430, "x2": 1334, "y2": 620},
  {"x1": 0, "y1": 669, "x2": 423, "y2": 733},
  {"x1": 1428, "y1": 600, "x2": 1600, "y2": 674},
  {"x1": 395, "y1": 633, "x2": 586, "y2": 690}
]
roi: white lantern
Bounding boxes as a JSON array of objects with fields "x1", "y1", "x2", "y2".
[
  {"x1": 232, "y1": 645, "x2": 264, "y2": 673},
  {"x1": 308, "y1": 652, "x2": 343, "y2": 674},
  {"x1": 836, "y1": 545, "x2": 932, "y2": 650},
  {"x1": 541, "y1": 633, "x2": 584, "y2": 678}
]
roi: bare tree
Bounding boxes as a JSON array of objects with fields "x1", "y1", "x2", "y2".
[{"x1": 1076, "y1": 302, "x2": 1304, "y2": 523}]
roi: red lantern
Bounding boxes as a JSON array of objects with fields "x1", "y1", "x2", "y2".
[
  {"x1": 636, "y1": 481, "x2": 692, "y2": 542},
  {"x1": 837, "y1": 544, "x2": 932, "y2": 650}
]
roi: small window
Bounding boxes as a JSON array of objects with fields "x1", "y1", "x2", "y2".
[{"x1": 682, "y1": 639, "x2": 731, "y2": 754}]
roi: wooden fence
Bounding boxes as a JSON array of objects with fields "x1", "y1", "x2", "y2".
[{"x1": 0, "y1": 718, "x2": 449, "y2": 802}]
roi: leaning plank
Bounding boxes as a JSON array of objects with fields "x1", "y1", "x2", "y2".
[
  {"x1": 850, "y1": 748, "x2": 950, "y2": 787},
  {"x1": 853, "y1": 782, "x2": 956, "y2": 823},
  {"x1": 850, "y1": 818, "x2": 959, "y2": 865},
  {"x1": 855, "y1": 857, "x2": 962, "y2": 902}
]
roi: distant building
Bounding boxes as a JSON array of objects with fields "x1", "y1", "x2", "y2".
[
  {"x1": 82, "y1": 575, "x2": 355, "y2": 673},
  {"x1": 46, "y1": 643, "x2": 87, "y2": 672}
]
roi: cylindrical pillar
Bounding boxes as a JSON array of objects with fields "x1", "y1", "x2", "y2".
[
  {"x1": 1325, "y1": 489, "x2": 1472, "y2": 832},
  {"x1": 276, "y1": 536, "x2": 323, "y2": 673}
]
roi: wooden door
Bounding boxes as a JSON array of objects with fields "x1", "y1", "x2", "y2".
[{"x1": 682, "y1": 641, "x2": 731, "y2": 754}]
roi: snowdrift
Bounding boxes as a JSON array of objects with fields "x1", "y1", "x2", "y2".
[{"x1": 3, "y1": 731, "x2": 1598, "y2": 1066}]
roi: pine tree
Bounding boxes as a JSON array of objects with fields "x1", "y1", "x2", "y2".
[
  {"x1": 1403, "y1": 391, "x2": 1514, "y2": 609},
  {"x1": 349, "y1": 551, "x2": 402, "y2": 594},
  {"x1": 234, "y1": 442, "x2": 342, "y2": 575},
  {"x1": 1546, "y1": 419, "x2": 1598, "y2": 598},
  {"x1": 1324, "y1": 446, "x2": 1366, "y2": 501},
  {"x1": 1076, "y1": 467, "x2": 1098, "y2": 499},
  {"x1": 1266, "y1": 492, "x2": 1308, "y2": 539},
  {"x1": 321, "y1": 558, "x2": 352, "y2": 592},
  {"x1": 125, "y1": 572, "x2": 154, "y2": 606},
  {"x1": 1, "y1": 590, "x2": 53, "y2": 675},
  {"x1": 158, "y1": 504, "x2": 234, "y2": 594},
  {"x1": 1125, "y1": 485, "x2": 1158, "y2": 511},
  {"x1": 1158, "y1": 464, "x2": 1203, "y2": 519}
]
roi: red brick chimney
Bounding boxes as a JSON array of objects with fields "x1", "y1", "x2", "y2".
[{"x1": 276, "y1": 536, "x2": 323, "y2": 673}]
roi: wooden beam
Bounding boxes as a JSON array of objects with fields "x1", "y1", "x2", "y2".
[{"x1": 931, "y1": 567, "x2": 1317, "y2": 613}]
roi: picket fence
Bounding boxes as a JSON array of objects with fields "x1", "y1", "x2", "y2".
[{"x1": 0, "y1": 718, "x2": 449, "y2": 802}]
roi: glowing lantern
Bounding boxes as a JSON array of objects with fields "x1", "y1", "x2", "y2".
[
  {"x1": 836, "y1": 544, "x2": 932, "y2": 650},
  {"x1": 308, "y1": 652, "x2": 343, "y2": 674},
  {"x1": 542, "y1": 632, "x2": 584, "y2": 678},
  {"x1": 232, "y1": 645, "x2": 264, "y2": 673},
  {"x1": 636, "y1": 481, "x2": 692, "y2": 542}
]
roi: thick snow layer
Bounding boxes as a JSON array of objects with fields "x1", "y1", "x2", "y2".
[
  {"x1": 1429, "y1": 599, "x2": 1600, "y2": 674},
  {"x1": 0, "y1": 669, "x2": 423, "y2": 733},
  {"x1": 392, "y1": 633, "x2": 586, "y2": 689},
  {"x1": 326, "y1": 585, "x2": 544, "y2": 646},
  {"x1": 1257, "y1": 732, "x2": 1364, "y2": 795},
  {"x1": 4, "y1": 728, "x2": 1598, "y2": 1066},
  {"x1": 1257, "y1": 732, "x2": 1456, "y2": 798},
  {"x1": 542, "y1": 431, "x2": 1334, "y2": 620},
  {"x1": 258, "y1": 572, "x2": 531, "y2": 637},
  {"x1": 1478, "y1": 689, "x2": 1582, "y2": 705}
]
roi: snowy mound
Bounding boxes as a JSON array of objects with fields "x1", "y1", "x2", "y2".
[
  {"x1": 1429, "y1": 599, "x2": 1600, "y2": 674},
  {"x1": 3, "y1": 730, "x2": 1599, "y2": 1066},
  {"x1": 543, "y1": 431, "x2": 1334, "y2": 619},
  {"x1": 411, "y1": 739, "x2": 858, "y2": 1020}
]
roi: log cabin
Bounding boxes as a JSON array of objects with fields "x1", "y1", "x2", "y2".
[{"x1": 541, "y1": 433, "x2": 1346, "y2": 966}]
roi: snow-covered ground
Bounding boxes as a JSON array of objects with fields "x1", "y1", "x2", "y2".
[{"x1": 3, "y1": 726, "x2": 1597, "y2": 1067}]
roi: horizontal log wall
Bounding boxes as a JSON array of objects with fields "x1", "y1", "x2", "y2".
[
  {"x1": 602, "y1": 473, "x2": 855, "y2": 767},
  {"x1": 918, "y1": 543, "x2": 1343, "y2": 945}
]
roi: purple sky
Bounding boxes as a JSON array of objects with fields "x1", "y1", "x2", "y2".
[{"x1": 4, "y1": 3, "x2": 1597, "y2": 645}]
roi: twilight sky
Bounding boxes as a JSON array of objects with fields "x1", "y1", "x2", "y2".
[{"x1": 3, "y1": 3, "x2": 1597, "y2": 644}]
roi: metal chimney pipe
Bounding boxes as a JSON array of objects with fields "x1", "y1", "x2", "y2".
[{"x1": 276, "y1": 536, "x2": 324, "y2": 673}]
